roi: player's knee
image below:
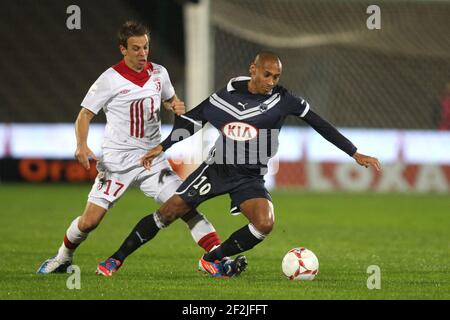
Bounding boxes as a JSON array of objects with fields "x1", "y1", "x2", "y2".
[
  {"x1": 255, "y1": 219, "x2": 274, "y2": 235},
  {"x1": 249, "y1": 204, "x2": 275, "y2": 235},
  {"x1": 159, "y1": 195, "x2": 191, "y2": 224},
  {"x1": 158, "y1": 208, "x2": 176, "y2": 225},
  {"x1": 252, "y1": 212, "x2": 275, "y2": 235}
]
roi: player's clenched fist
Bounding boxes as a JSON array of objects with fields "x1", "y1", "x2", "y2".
[{"x1": 171, "y1": 100, "x2": 186, "y2": 116}]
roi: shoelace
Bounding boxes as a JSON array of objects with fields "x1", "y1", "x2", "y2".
[
  {"x1": 106, "y1": 259, "x2": 120, "y2": 270},
  {"x1": 105, "y1": 260, "x2": 115, "y2": 269}
]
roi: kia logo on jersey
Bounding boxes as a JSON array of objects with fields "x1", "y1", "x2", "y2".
[{"x1": 222, "y1": 122, "x2": 258, "y2": 141}]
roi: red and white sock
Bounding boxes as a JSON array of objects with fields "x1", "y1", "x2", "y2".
[
  {"x1": 186, "y1": 213, "x2": 221, "y2": 252},
  {"x1": 55, "y1": 217, "x2": 89, "y2": 262}
]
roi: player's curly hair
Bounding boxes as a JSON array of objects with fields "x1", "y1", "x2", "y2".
[{"x1": 117, "y1": 21, "x2": 150, "y2": 48}]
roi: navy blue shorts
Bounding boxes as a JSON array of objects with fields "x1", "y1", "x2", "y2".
[{"x1": 175, "y1": 162, "x2": 272, "y2": 215}]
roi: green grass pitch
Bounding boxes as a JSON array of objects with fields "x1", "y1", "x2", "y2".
[{"x1": 0, "y1": 183, "x2": 449, "y2": 300}]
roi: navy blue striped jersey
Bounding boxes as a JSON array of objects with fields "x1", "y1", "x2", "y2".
[{"x1": 162, "y1": 77, "x2": 357, "y2": 175}]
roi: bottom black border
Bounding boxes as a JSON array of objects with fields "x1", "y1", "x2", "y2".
[{"x1": 1, "y1": 300, "x2": 447, "y2": 318}]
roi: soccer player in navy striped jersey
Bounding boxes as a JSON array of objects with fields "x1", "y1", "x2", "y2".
[{"x1": 97, "y1": 51, "x2": 381, "y2": 277}]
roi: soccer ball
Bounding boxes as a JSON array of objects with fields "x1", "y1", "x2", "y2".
[{"x1": 281, "y1": 247, "x2": 319, "y2": 281}]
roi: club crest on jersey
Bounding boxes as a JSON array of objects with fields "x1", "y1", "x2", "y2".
[
  {"x1": 259, "y1": 103, "x2": 269, "y2": 113},
  {"x1": 222, "y1": 122, "x2": 258, "y2": 141},
  {"x1": 153, "y1": 78, "x2": 161, "y2": 92}
]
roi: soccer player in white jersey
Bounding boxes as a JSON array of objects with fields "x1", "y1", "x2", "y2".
[{"x1": 37, "y1": 21, "x2": 222, "y2": 275}]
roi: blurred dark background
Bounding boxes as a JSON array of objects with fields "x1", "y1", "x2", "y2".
[
  {"x1": 0, "y1": 0, "x2": 186, "y2": 123},
  {"x1": 1, "y1": 0, "x2": 449, "y2": 129}
]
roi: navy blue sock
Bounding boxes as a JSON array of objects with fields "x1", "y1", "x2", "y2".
[
  {"x1": 111, "y1": 213, "x2": 160, "y2": 262},
  {"x1": 203, "y1": 225, "x2": 263, "y2": 261}
]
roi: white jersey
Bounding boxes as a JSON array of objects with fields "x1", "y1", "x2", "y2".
[{"x1": 81, "y1": 60, "x2": 175, "y2": 152}]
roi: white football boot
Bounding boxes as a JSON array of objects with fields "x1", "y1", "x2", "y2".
[{"x1": 36, "y1": 256, "x2": 72, "y2": 274}]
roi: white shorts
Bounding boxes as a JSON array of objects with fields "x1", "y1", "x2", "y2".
[{"x1": 87, "y1": 157, "x2": 182, "y2": 210}]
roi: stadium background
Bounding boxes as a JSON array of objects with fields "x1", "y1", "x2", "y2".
[
  {"x1": 0, "y1": 0, "x2": 449, "y2": 300},
  {"x1": 1, "y1": 0, "x2": 450, "y2": 191}
]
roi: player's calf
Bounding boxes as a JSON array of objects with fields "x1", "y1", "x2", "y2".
[
  {"x1": 78, "y1": 215, "x2": 101, "y2": 233},
  {"x1": 78, "y1": 202, "x2": 108, "y2": 232}
]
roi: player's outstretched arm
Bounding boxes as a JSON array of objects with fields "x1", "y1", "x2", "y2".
[
  {"x1": 74, "y1": 107, "x2": 98, "y2": 170},
  {"x1": 352, "y1": 152, "x2": 381, "y2": 171},
  {"x1": 302, "y1": 110, "x2": 381, "y2": 171}
]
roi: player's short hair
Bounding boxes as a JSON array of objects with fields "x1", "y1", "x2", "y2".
[
  {"x1": 254, "y1": 51, "x2": 282, "y2": 65},
  {"x1": 117, "y1": 21, "x2": 150, "y2": 48}
]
